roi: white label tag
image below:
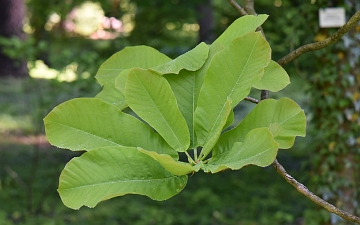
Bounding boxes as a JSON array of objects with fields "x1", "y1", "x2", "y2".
[{"x1": 319, "y1": 8, "x2": 346, "y2": 28}]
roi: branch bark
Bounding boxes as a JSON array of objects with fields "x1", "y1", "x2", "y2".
[
  {"x1": 244, "y1": 96, "x2": 259, "y2": 104},
  {"x1": 273, "y1": 159, "x2": 360, "y2": 224},
  {"x1": 227, "y1": 0, "x2": 247, "y2": 16},
  {"x1": 277, "y1": 10, "x2": 360, "y2": 66},
  {"x1": 244, "y1": 0, "x2": 256, "y2": 15}
]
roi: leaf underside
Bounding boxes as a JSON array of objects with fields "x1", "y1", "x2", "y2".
[
  {"x1": 213, "y1": 98, "x2": 306, "y2": 156},
  {"x1": 95, "y1": 45, "x2": 171, "y2": 86},
  {"x1": 125, "y1": 69, "x2": 190, "y2": 152},
  {"x1": 150, "y1": 42, "x2": 209, "y2": 75},
  {"x1": 205, "y1": 128, "x2": 278, "y2": 173},
  {"x1": 58, "y1": 146, "x2": 188, "y2": 209},
  {"x1": 138, "y1": 148, "x2": 195, "y2": 176},
  {"x1": 213, "y1": 14, "x2": 268, "y2": 47},
  {"x1": 164, "y1": 43, "x2": 225, "y2": 148},
  {"x1": 195, "y1": 32, "x2": 271, "y2": 151},
  {"x1": 95, "y1": 84, "x2": 127, "y2": 110},
  {"x1": 253, "y1": 60, "x2": 290, "y2": 92},
  {"x1": 44, "y1": 98, "x2": 177, "y2": 158}
]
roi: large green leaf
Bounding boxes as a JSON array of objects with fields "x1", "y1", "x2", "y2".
[
  {"x1": 223, "y1": 109, "x2": 235, "y2": 130},
  {"x1": 58, "y1": 146, "x2": 187, "y2": 209},
  {"x1": 115, "y1": 69, "x2": 131, "y2": 93},
  {"x1": 214, "y1": 98, "x2": 306, "y2": 156},
  {"x1": 253, "y1": 60, "x2": 290, "y2": 92},
  {"x1": 213, "y1": 14, "x2": 268, "y2": 47},
  {"x1": 163, "y1": 42, "x2": 224, "y2": 148},
  {"x1": 195, "y1": 32, "x2": 271, "y2": 150},
  {"x1": 44, "y1": 98, "x2": 177, "y2": 158},
  {"x1": 95, "y1": 46, "x2": 171, "y2": 86},
  {"x1": 125, "y1": 69, "x2": 190, "y2": 152},
  {"x1": 205, "y1": 128, "x2": 278, "y2": 173},
  {"x1": 199, "y1": 98, "x2": 232, "y2": 159},
  {"x1": 138, "y1": 148, "x2": 195, "y2": 176},
  {"x1": 150, "y1": 42, "x2": 209, "y2": 75},
  {"x1": 95, "y1": 84, "x2": 127, "y2": 110}
]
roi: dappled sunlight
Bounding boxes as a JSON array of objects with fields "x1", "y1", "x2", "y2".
[
  {"x1": 28, "y1": 60, "x2": 58, "y2": 79},
  {"x1": 64, "y1": 2, "x2": 104, "y2": 36},
  {"x1": 0, "y1": 114, "x2": 33, "y2": 135},
  {"x1": 62, "y1": 1, "x2": 131, "y2": 39},
  {"x1": 27, "y1": 60, "x2": 90, "y2": 82}
]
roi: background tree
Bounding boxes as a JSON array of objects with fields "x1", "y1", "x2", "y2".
[{"x1": 0, "y1": 0, "x2": 27, "y2": 77}]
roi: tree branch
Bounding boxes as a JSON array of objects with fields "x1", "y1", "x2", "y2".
[
  {"x1": 260, "y1": 90, "x2": 269, "y2": 100},
  {"x1": 273, "y1": 159, "x2": 360, "y2": 224},
  {"x1": 244, "y1": 96, "x2": 259, "y2": 104},
  {"x1": 227, "y1": 0, "x2": 248, "y2": 16},
  {"x1": 244, "y1": 0, "x2": 256, "y2": 15},
  {"x1": 277, "y1": 10, "x2": 360, "y2": 66}
]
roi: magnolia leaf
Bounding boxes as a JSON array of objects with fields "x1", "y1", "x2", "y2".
[
  {"x1": 125, "y1": 69, "x2": 190, "y2": 152},
  {"x1": 195, "y1": 32, "x2": 271, "y2": 149},
  {"x1": 115, "y1": 69, "x2": 131, "y2": 93},
  {"x1": 253, "y1": 60, "x2": 290, "y2": 92},
  {"x1": 44, "y1": 98, "x2": 177, "y2": 158},
  {"x1": 205, "y1": 128, "x2": 278, "y2": 173},
  {"x1": 95, "y1": 45, "x2": 171, "y2": 86},
  {"x1": 213, "y1": 14, "x2": 268, "y2": 47},
  {"x1": 199, "y1": 98, "x2": 231, "y2": 159},
  {"x1": 214, "y1": 98, "x2": 306, "y2": 156},
  {"x1": 150, "y1": 42, "x2": 209, "y2": 75},
  {"x1": 95, "y1": 84, "x2": 127, "y2": 110},
  {"x1": 58, "y1": 146, "x2": 187, "y2": 209},
  {"x1": 164, "y1": 43, "x2": 225, "y2": 148},
  {"x1": 224, "y1": 109, "x2": 235, "y2": 130},
  {"x1": 164, "y1": 70, "x2": 198, "y2": 148},
  {"x1": 269, "y1": 122, "x2": 284, "y2": 137},
  {"x1": 138, "y1": 148, "x2": 195, "y2": 176}
]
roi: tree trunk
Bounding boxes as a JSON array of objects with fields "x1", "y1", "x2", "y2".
[
  {"x1": 0, "y1": 0, "x2": 27, "y2": 77},
  {"x1": 196, "y1": 0, "x2": 215, "y2": 44}
]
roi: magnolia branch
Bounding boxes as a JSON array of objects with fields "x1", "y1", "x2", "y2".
[
  {"x1": 244, "y1": 96, "x2": 259, "y2": 104},
  {"x1": 227, "y1": 0, "x2": 247, "y2": 16},
  {"x1": 273, "y1": 159, "x2": 360, "y2": 223},
  {"x1": 278, "y1": 10, "x2": 360, "y2": 66},
  {"x1": 244, "y1": 0, "x2": 256, "y2": 15}
]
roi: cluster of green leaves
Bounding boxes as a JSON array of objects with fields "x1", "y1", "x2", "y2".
[{"x1": 44, "y1": 15, "x2": 306, "y2": 210}]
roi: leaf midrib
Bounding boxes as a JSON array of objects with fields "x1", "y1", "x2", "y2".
[
  {"x1": 212, "y1": 143, "x2": 276, "y2": 165},
  {"x1": 48, "y1": 121, "x2": 119, "y2": 147},
  {"x1": 134, "y1": 72, "x2": 184, "y2": 150},
  {"x1": 60, "y1": 175, "x2": 181, "y2": 191},
  {"x1": 276, "y1": 111, "x2": 303, "y2": 128},
  {"x1": 203, "y1": 35, "x2": 259, "y2": 144}
]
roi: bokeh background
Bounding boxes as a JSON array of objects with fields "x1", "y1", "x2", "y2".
[{"x1": 0, "y1": 0, "x2": 359, "y2": 224}]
